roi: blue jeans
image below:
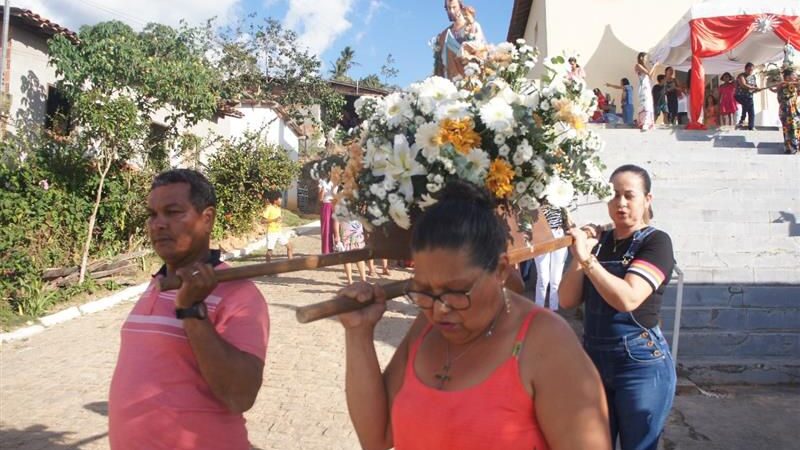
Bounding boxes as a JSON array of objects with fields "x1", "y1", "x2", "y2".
[
  {"x1": 584, "y1": 326, "x2": 676, "y2": 450},
  {"x1": 622, "y1": 104, "x2": 634, "y2": 125}
]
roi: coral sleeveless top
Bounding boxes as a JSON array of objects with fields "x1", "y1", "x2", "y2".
[{"x1": 391, "y1": 309, "x2": 551, "y2": 450}]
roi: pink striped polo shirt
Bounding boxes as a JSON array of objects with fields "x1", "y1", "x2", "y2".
[{"x1": 108, "y1": 263, "x2": 269, "y2": 450}]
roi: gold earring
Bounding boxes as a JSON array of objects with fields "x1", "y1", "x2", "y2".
[{"x1": 503, "y1": 287, "x2": 511, "y2": 313}]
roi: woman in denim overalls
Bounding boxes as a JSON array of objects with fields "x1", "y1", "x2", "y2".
[{"x1": 560, "y1": 165, "x2": 676, "y2": 450}]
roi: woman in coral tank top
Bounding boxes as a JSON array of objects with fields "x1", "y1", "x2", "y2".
[{"x1": 337, "y1": 181, "x2": 611, "y2": 450}]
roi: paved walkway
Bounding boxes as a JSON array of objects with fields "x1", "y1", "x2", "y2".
[
  {"x1": 0, "y1": 235, "x2": 415, "y2": 449},
  {"x1": 2, "y1": 235, "x2": 799, "y2": 449}
]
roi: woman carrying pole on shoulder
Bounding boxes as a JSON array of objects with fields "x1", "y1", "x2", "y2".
[
  {"x1": 560, "y1": 164, "x2": 677, "y2": 450},
  {"x1": 336, "y1": 181, "x2": 610, "y2": 450}
]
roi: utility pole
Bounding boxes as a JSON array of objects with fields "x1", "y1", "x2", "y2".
[{"x1": 0, "y1": 0, "x2": 10, "y2": 92}]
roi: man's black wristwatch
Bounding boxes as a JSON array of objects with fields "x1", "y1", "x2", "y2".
[{"x1": 176, "y1": 302, "x2": 208, "y2": 320}]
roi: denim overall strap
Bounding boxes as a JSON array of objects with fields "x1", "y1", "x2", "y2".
[
  {"x1": 621, "y1": 226, "x2": 657, "y2": 266},
  {"x1": 583, "y1": 227, "x2": 657, "y2": 339}
]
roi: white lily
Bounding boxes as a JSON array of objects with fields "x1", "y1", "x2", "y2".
[
  {"x1": 382, "y1": 134, "x2": 426, "y2": 200},
  {"x1": 388, "y1": 196, "x2": 412, "y2": 229}
]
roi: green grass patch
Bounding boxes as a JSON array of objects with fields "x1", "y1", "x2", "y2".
[{"x1": 283, "y1": 210, "x2": 318, "y2": 228}]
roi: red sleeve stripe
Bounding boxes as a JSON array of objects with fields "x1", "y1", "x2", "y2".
[{"x1": 628, "y1": 259, "x2": 666, "y2": 288}]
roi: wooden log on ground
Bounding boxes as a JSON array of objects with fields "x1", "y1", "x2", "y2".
[
  {"x1": 42, "y1": 266, "x2": 79, "y2": 281},
  {"x1": 90, "y1": 261, "x2": 138, "y2": 280},
  {"x1": 42, "y1": 250, "x2": 151, "y2": 281}
]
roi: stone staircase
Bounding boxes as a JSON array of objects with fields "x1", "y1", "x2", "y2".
[{"x1": 571, "y1": 126, "x2": 800, "y2": 384}]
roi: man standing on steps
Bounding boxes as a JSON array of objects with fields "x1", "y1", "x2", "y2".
[
  {"x1": 108, "y1": 169, "x2": 269, "y2": 450},
  {"x1": 735, "y1": 62, "x2": 759, "y2": 131}
]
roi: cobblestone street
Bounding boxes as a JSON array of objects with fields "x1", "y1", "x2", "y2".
[
  {"x1": 2, "y1": 235, "x2": 799, "y2": 449},
  {"x1": 1, "y1": 235, "x2": 416, "y2": 450}
]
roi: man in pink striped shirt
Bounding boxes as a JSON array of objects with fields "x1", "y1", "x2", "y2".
[{"x1": 109, "y1": 169, "x2": 269, "y2": 449}]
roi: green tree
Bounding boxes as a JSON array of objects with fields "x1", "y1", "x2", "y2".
[
  {"x1": 358, "y1": 74, "x2": 384, "y2": 89},
  {"x1": 329, "y1": 46, "x2": 357, "y2": 81},
  {"x1": 202, "y1": 17, "x2": 345, "y2": 130},
  {"x1": 48, "y1": 21, "x2": 221, "y2": 283},
  {"x1": 380, "y1": 53, "x2": 399, "y2": 86}
]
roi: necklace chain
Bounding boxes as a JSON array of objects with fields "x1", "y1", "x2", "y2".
[{"x1": 434, "y1": 304, "x2": 505, "y2": 389}]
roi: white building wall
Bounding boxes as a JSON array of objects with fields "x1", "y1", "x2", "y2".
[
  {"x1": 5, "y1": 26, "x2": 57, "y2": 135},
  {"x1": 2, "y1": 24, "x2": 304, "y2": 208},
  {"x1": 524, "y1": 0, "x2": 777, "y2": 126}
]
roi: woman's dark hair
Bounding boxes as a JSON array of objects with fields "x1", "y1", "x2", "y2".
[
  {"x1": 637, "y1": 52, "x2": 647, "y2": 65},
  {"x1": 783, "y1": 68, "x2": 795, "y2": 79},
  {"x1": 151, "y1": 169, "x2": 216, "y2": 212},
  {"x1": 621, "y1": 78, "x2": 630, "y2": 86},
  {"x1": 609, "y1": 165, "x2": 654, "y2": 221},
  {"x1": 411, "y1": 181, "x2": 508, "y2": 271},
  {"x1": 705, "y1": 94, "x2": 717, "y2": 107},
  {"x1": 721, "y1": 72, "x2": 732, "y2": 82},
  {"x1": 745, "y1": 62, "x2": 754, "y2": 70},
  {"x1": 568, "y1": 57, "x2": 577, "y2": 64},
  {"x1": 665, "y1": 66, "x2": 674, "y2": 76}
]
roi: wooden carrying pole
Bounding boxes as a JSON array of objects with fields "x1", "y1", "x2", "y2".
[
  {"x1": 295, "y1": 221, "x2": 613, "y2": 324},
  {"x1": 297, "y1": 233, "x2": 580, "y2": 324},
  {"x1": 158, "y1": 248, "x2": 374, "y2": 291}
]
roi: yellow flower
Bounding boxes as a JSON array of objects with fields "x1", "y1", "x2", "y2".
[
  {"x1": 552, "y1": 98, "x2": 586, "y2": 130},
  {"x1": 486, "y1": 158, "x2": 515, "y2": 199},
  {"x1": 438, "y1": 118, "x2": 482, "y2": 155}
]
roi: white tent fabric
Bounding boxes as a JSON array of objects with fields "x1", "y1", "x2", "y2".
[{"x1": 650, "y1": 0, "x2": 800, "y2": 74}]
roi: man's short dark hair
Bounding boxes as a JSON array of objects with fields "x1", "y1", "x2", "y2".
[
  {"x1": 657, "y1": 74, "x2": 665, "y2": 82},
  {"x1": 151, "y1": 169, "x2": 216, "y2": 212},
  {"x1": 745, "y1": 62, "x2": 754, "y2": 70}
]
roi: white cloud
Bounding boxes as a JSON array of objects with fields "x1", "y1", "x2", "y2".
[
  {"x1": 283, "y1": 0, "x2": 354, "y2": 56},
  {"x1": 16, "y1": 0, "x2": 240, "y2": 31},
  {"x1": 355, "y1": 31, "x2": 366, "y2": 43},
  {"x1": 364, "y1": 0, "x2": 384, "y2": 25}
]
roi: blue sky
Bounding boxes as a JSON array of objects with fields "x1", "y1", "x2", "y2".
[
  {"x1": 25, "y1": 0, "x2": 514, "y2": 88},
  {"x1": 251, "y1": 0, "x2": 515, "y2": 87}
]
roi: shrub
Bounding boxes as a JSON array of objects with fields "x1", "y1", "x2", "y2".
[
  {"x1": 206, "y1": 131, "x2": 300, "y2": 238},
  {"x1": 0, "y1": 139, "x2": 150, "y2": 318}
]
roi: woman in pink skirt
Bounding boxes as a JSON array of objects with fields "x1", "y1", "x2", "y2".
[{"x1": 318, "y1": 178, "x2": 336, "y2": 254}]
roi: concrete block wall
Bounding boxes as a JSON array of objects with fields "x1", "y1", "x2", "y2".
[{"x1": 573, "y1": 127, "x2": 800, "y2": 384}]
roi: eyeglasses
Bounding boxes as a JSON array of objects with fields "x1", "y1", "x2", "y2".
[{"x1": 403, "y1": 272, "x2": 487, "y2": 311}]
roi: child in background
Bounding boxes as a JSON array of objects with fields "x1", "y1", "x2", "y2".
[
  {"x1": 704, "y1": 94, "x2": 719, "y2": 127},
  {"x1": 335, "y1": 220, "x2": 367, "y2": 284},
  {"x1": 606, "y1": 78, "x2": 634, "y2": 126},
  {"x1": 262, "y1": 191, "x2": 294, "y2": 263},
  {"x1": 718, "y1": 72, "x2": 737, "y2": 127},
  {"x1": 676, "y1": 91, "x2": 689, "y2": 125},
  {"x1": 652, "y1": 75, "x2": 668, "y2": 124}
]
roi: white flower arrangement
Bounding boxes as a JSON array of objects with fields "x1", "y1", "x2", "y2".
[{"x1": 334, "y1": 40, "x2": 610, "y2": 230}]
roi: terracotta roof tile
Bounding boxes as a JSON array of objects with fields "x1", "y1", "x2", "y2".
[{"x1": 4, "y1": 7, "x2": 79, "y2": 44}]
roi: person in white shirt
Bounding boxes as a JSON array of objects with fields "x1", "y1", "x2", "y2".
[{"x1": 318, "y1": 178, "x2": 337, "y2": 254}]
